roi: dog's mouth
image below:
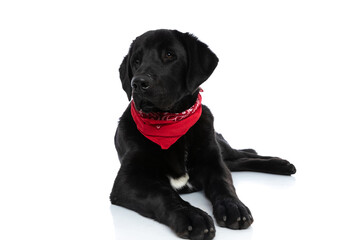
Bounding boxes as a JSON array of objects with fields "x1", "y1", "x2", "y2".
[
  {"x1": 134, "y1": 99, "x2": 169, "y2": 113},
  {"x1": 136, "y1": 100, "x2": 155, "y2": 113},
  {"x1": 133, "y1": 90, "x2": 199, "y2": 114}
]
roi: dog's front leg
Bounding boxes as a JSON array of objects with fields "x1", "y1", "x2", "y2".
[
  {"x1": 200, "y1": 148, "x2": 254, "y2": 230},
  {"x1": 110, "y1": 166, "x2": 216, "y2": 240}
]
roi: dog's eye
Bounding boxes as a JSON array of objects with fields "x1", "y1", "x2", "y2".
[
  {"x1": 133, "y1": 58, "x2": 141, "y2": 68},
  {"x1": 163, "y1": 51, "x2": 176, "y2": 62},
  {"x1": 166, "y1": 51, "x2": 173, "y2": 58}
]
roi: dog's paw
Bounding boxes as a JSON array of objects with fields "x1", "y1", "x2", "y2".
[
  {"x1": 213, "y1": 198, "x2": 253, "y2": 230},
  {"x1": 268, "y1": 158, "x2": 296, "y2": 175},
  {"x1": 173, "y1": 205, "x2": 215, "y2": 240},
  {"x1": 240, "y1": 148, "x2": 258, "y2": 154}
]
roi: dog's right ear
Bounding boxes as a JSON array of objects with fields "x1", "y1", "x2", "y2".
[{"x1": 119, "y1": 53, "x2": 133, "y2": 101}]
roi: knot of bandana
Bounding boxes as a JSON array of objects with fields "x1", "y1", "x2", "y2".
[{"x1": 130, "y1": 93, "x2": 202, "y2": 149}]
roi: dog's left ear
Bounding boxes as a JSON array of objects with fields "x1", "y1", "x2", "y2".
[{"x1": 179, "y1": 32, "x2": 219, "y2": 93}]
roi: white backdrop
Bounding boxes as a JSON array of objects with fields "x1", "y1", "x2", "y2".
[{"x1": 1, "y1": 0, "x2": 359, "y2": 239}]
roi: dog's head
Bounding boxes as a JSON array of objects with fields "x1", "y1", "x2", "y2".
[{"x1": 119, "y1": 29, "x2": 218, "y2": 113}]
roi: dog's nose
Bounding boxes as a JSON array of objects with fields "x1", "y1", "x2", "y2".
[{"x1": 131, "y1": 75, "x2": 151, "y2": 92}]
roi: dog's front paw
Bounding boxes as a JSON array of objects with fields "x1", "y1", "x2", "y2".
[
  {"x1": 213, "y1": 198, "x2": 253, "y2": 230},
  {"x1": 172, "y1": 205, "x2": 215, "y2": 240}
]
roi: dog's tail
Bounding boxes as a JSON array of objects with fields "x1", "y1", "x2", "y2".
[{"x1": 216, "y1": 133, "x2": 296, "y2": 175}]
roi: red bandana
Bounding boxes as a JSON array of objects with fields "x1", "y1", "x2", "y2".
[{"x1": 131, "y1": 93, "x2": 202, "y2": 149}]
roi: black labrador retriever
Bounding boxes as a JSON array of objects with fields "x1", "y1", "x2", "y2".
[{"x1": 110, "y1": 29, "x2": 296, "y2": 240}]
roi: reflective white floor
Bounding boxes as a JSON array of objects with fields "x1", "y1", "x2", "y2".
[{"x1": 2, "y1": 155, "x2": 359, "y2": 240}]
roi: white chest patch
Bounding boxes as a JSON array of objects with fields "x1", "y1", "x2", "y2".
[{"x1": 168, "y1": 173, "x2": 189, "y2": 190}]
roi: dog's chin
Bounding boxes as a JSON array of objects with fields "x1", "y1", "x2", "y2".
[{"x1": 134, "y1": 99, "x2": 171, "y2": 113}]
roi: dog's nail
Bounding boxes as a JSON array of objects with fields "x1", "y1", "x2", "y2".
[
  {"x1": 210, "y1": 228, "x2": 215, "y2": 232},
  {"x1": 223, "y1": 216, "x2": 227, "y2": 222},
  {"x1": 187, "y1": 226, "x2": 193, "y2": 231},
  {"x1": 237, "y1": 217, "x2": 241, "y2": 221},
  {"x1": 242, "y1": 217, "x2": 247, "y2": 221},
  {"x1": 204, "y1": 229, "x2": 209, "y2": 233}
]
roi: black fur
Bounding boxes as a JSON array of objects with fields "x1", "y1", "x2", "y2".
[{"x1": 110, "y1": 29, "x2": 296, "y2": 240}]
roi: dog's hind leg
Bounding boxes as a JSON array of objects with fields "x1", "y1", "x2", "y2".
[{"x1": 216, "y1": 133, "x2": 296, "y2": 175}]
